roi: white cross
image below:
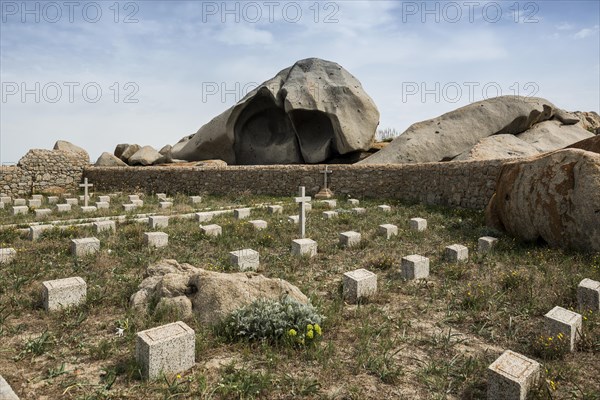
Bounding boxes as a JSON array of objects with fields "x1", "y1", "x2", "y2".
[
  {"x1": 294, "y1": 186, "x2": 311, "y2": 239},
  {"x1": 320, "y1": 166, "x2": 332, "y2": 190},
  {"x1": 79, "y1": 178, "x2": 93, "y2": 207}
]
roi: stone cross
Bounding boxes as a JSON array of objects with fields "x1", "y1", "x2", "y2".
[
  {"x1": 320, "y1": 166, "x2": 332, "y2": 190},
  {"x1": 79, "y1": 178, "x2": 93, "y2": 207},
  {"x1": 294, "y1": 186, "x2": 311, "y2": 239}
]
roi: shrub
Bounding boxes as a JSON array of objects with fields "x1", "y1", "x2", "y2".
[{"x1": 218, "y1": 296, "x2": 324, "y2": 346}]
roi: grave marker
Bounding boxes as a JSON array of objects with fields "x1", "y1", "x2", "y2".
[
  {"x1": 136, "y1": 321, "x2": 195, "y2": 380},
  {"x1": 79, "y1": 178, "x2": 93, "y2": 207},
  {"x1": 95, "y1": 201, "x2": 110, "y2": 209},
  {"x1": 144, "y1": 232, "x2": 169, "y2": 248},
  {"x1": 348, "y1": 198, "x2": 359, "y2": 206},
  {"x1": 401, "y1": 255, "x2": 430, "y2": 280},
  {"x1": 544, "y1": 306, "x2": 582, "y2": 351},
  {"x1": 268, "y1": 205, "x2": 283, "y2": 214},
  {"x1": 71, "y1": 237, "x2": 100, "y2": 257},
  {"x1": 201, "y1": 224, "x2": 222, "y2": 237},
  {"x1": 0, "y1": 248, "x2": 16, "y2": 265},
  {"x1": 378, "y1": 205, "x2": 391, "y2": 212},
  {"x1": 577, "y1": 278, "x2": 600, "y2": 312},
  {"x1": 149, "y1": 216, "x2": 169, "y2": 229},
  {"x1": 295, "y1": 187, "x2": 311, "y2": 239},
  {"x1": 123, "y1": 204, "x2": 136, "y2": 212},
  {"x1": 351, "y1": 207, "x2": 366, "y2": 214},
  {"x1": 196, "y1": 212, "x2": 214, "y2": 222},
  {"x1": 0, "y1": 196, "x2": 11, "y2": 204},
  {"x1": 129, "y1": 195, "x2": 140, "y2": 202},
  {"x1": 409, "y1": 218, "x2": 427, "y2": 231},
  {"x1": 28, "y1": 199, "x2": 42, "y2": 208},
  {"x1": 288, "y1": 215, "x2": 299, "y2": 224},
  {"x1": 339, "y1": 231, "x2": 361, "y2": 248},
  {"x1": 487, "y1": 350, "x2": 540, "y2": 400},
  {"x1": 42, "y1": 277, "x2": 86, "y2": 311},
  {"x1": 0, "y1": 201, "x2": 4, "y2": 210},
  {"x1": 98, "y1": 195, "x2": 111, "y2": 203},
  {"x1": 378, "y1": 224, "x2": 398, "y2": 239},
  {"x1": 35, "y1": 208, "x2": 52, "y2": 218},
  {"x1": 320, "y1": 199, "x2": 337, "y2": 208},
  {"x1": 291, "y1": 238, "x2": 317, "y2": 258},
  {"x1": 159, "y1": 201, "x2": 173, "y2": 209},
  {"x1": 343, "y1": 268, "x2": 377, "y2": 304},
  {"x1": 47, "y1": 196, "x2": 59, "y2": 205},
  {"x1": 315, "y1": 165, "x2": 334, "y2": 199},
  {"x1": 234, "y1": 208, "x2": 251, "y2": 220},
  {"x1": 0, "y1": 375, "x2": 19, "y2": 400},
  {"x1": 157, "y1": 193, "x2": 167, "y2": 200},
  {"x1": 190, "y1": 196, "x2": 202, "y2": 204},
  {"x1": 323, "y1": 211, "x2": 338, "y2": 219},
  {"x1": 445, "y1": 244, "x2": 468, "y2": 262},
  {"x1": 65, "y1": 198, "x2": 79, "y2": 205},
  {"x1": 56, "y1": 204, "x2": 72, "y2": 213},
  {"x1": 93, "y1": 221, "x2": 116, "y2": 234},
  {"x1": 29, "y1": 225, "x2": 53, "y2": 240},
  {"x1": 81, "y1": 206, "x2": 97, "y2": 213},
  {"x1": 248, "y1": 220, "x2": 267, "y2": 230},
  {"x1": 31, "y1": 194, "x2": 43, "y2": 201},
  {"x1": 478, "y1": 236, "x2": 499, "y2": 254},
  {"x1": 229, "y1": 249, "x2": 260, "y2": 271},
  {"x1": 12, "y1": 206, "x2": 28, "y2": 215},
  {"x1": 13, "y1": 199, "x2": 26, "y2": 206}
]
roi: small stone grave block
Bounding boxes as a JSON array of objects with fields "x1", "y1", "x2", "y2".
[
  {"x1": 445, "y1": 244, "x2": 469, "y2": 263},
  {"x1": 409, "y1": 218, "x2": 427, "y2": 231},
  {"x1": 81, "y1": 206, "x2": 97, "y2": 213},
  {"x1": 268, "y1": 205, "x2": 282, "y2": 214},
  {"x1": 401, "y1": 255, "x2": 430, "y2": 280},
  {"x1": 378, "y1": 205, "x2": 391, "y2": 212},
  {"x1": 78, "y1": 195, "x2": 86, "y2": 202},
  {"x1": 577, "y1": 278, "x2": 600, "y2": 312},
  {"x1": 156, "y1": 193, "x2": 167, "y2": 200},
  {"x1": 288, "y1": 215, "x2": 299, "y2": 224},
  {"x1": 71, "y1": 237, "x2": 100, "y2": 257},
  {"x1": 321, "y1": 200, "x2": 337, "y2": 208},
  {"x1": 98, "y1": 195, "x2": 111, "y2": 203},
  {"x1": 190, "y1": 196, "x2": 202, "y2": 204},
  {"x1": 0, "y1": 196, "x2": 11, "y2": 204},
  {"x1": 323, "y1": 211, "x2": 338, "y2": 219},
  {"x1": 29, "y1": 224, "x2": 53, "y2": 240},
  {"x1": 305, "y1": 203, "x2": 312, "y2": 212},
  {"x1": 56, "y1": 204, "x2": 72, "y2": 213},
  {"x1": 31, "y1": 194, "x2": 43, "y2": 201},
  {"x1": 229, "y1": 249, "x2": 260, "y2": 271},
  {"x1": 93, "y1": 220, "x2": 116, "y2": 234},
  {"x1": 248, "y1": 220, "x2": 267, "y2": 230},
  {"x1": 128, "y1": 195, "x2": 140, "y2": 202},
  {"x1": 378, "y1": 224, "x2": 398, "y2": 239},
  {"x1": 42, "y1": 277, "x2": 86, "y2": 311},
  {"x1": 487, "y1": 350, "x2": 540, "y2": 400},
  {"x1": 339, "y1": 231, "x2": 361, "y2": 248},
  {"x1": 0, "y1": 248, "x2": 17, "y2": 265},
  {"x1": 28, "y1": 199, "x2": 42, "y2": 208},
  {"x1": 35, "y1": 208, "x2": 52, "y2": 218},
  {"x1": 132, "y1": 199, "x2": 144, "y2": 207},
  {"x1": 291, "y1": 238, "x2": 317, "y2": 257},
  {"x1": 0, "y1": 374, "x2": 19, "y2": 400},
  {"x1": 0, "y1": 201, "x2": 3, "y2": 209},
  {"x1": 478, "y1": 236, "x2": 499, "y2": 254},
  {"x1": 201, "y1": 224, "x2": 222, "y2": 237},
  {"x1": 12, "y1": 206, "x2": 28, "y2": 215},
  {"x1": 65, "y1": 198, "x2": 78, "y2": 205},
  {"x1": 234, "y1": 208, "x2": 251, "y2": 219},
  {"x1": 343, "y1": 268, "x2": 377, "y2": 304},
  {"x1": 144, "y1": 232, "x2": 168, "y2": 248},
  {"x1": 123, "y1": 204, "x2": 136, "y2": 212},
  {"x1": 149, "y1": 216, "x2": 169, "y2": 229},
  {"x1": 159, "y1": 201, "x2": 173, "y2": 209},
  {"x1": 95, "y1": 201, "x2": 110, "y2": 209},
  {"x1": 13, "y1": 198, "x2": 26, "y2": 206},
  {"x1": 136, "y1": 321, "x2": 195, "y2": 381},
  {"x1": 351, "y1": 207, "x2": 366, "y2": 214},
  {"x1": 196, "y1": 212, "x2": 214, "y2": 222},
  {"x1": 47, "y1": 196, "x2": 59, "y2": 204},
  {"x1": 348, "y1": 199, "x2": 359, "y2": 205},
  {"x1": 544, "y1": 306, "x2": 582, "y2": 351}
]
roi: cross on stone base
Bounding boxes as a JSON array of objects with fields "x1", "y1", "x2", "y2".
[
  {"x1": 79, "y1": 178, "x2": 93, "y2": 207},
  {"x1": 315, "y1": 166, "x2": 334, "y2": 199},
  {"x1": 294, "y1": 186, "x2": 311, "y2": 239}
]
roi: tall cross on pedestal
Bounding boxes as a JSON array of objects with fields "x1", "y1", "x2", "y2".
[
  {"x1": 294, "y1": 186, "x2": 311, "y2": 239},
  {"x1": 79, "y1": 178, "x2": 93, "y2": 207},
  {"x1": 320, "y1": 166, "x2": 332, "y2": 191}
]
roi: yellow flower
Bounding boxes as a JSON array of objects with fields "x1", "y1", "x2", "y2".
[
  {"x1": 306, "y1": 330, "x2": 314, "y2": 339},
  {"x1": 288, "y1": 329, "x2": 297, "y2": 337},
  {"x1": 307, "y1": 324, "x2": 313, "y2": 331},
  {"x1": 177, "y1": 374, "x2": 181, "y2": 379},
  {"x1": 314, "y1": 324, "x2": 322, "y2": 335}
]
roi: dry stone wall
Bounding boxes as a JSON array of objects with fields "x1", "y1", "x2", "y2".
[
  {"x1": 0, "y1": 149, "x2": 88, "y2": 197},
  {"x1": 84, "y1": 160, "x2": 505, "y2": 209}
]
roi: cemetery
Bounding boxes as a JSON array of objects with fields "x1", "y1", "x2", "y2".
[{"x1": 0, "y1": 181, "x2": 598, "y2": 399}]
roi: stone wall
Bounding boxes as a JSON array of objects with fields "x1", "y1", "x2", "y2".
[
  {"x1": 0, "y1": 149, "x2": 88, "y2": 197},
  {"x1": 84, "y1": 159, "x2": 505, "y2": 209}
]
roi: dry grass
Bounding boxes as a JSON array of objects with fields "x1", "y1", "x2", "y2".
[{"x1": 0, "y1": 194, "x2": 599, "y2": 399}]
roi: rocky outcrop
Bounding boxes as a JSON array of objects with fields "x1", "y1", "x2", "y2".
[
  {"x1": 455, "y1": 134, "x2": 540, "y2": 161},
  {"x1": 573, "y1": 111, "x2": 600, "y2": 134},
  {"x1": 130, "y1": 259, "x2": 308, "y2": 325},
  {"x1": 172, "y1": 58, "x2": 380, "y2": 165},
  {"x1": 485, "y1": 149, "x2": 600, "y2": 252},
  {"x1": 566, "y1": 135, "x2": 600, "y2": 154},
  {"x1": 95, "y1": 152, "x2": 127, "y2": 167},
  {"x1": 119, "y1": 144, "x2": 141, "y2": 163},
  {"x1": 53, "y1": 140, "x2": 89, "y2": 163},
  {"x1": 128, "y1": 146, "x2": 162, "y2": 166},
  {"x1": 516, "y1": 120, "x2": 593, "y2": 152}
]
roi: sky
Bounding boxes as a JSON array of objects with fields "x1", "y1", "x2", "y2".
[{"x1": 0, "y1": 0, "x2": 599, "y2": 163}]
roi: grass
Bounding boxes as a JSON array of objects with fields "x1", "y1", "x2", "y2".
[{"x1": 0, "y1": 193, "x2": 599, "y2": 399}]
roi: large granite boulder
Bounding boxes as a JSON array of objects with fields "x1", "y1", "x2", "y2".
[
  {"x1": 485, "y1": 149, "x2": 600, "y2": 252},
  {"x1": 119, "y1": 144, "x2": 141, "y2": 163},
  {"x1": 53, "y1": 140, "x2": 89, "y2": 162},
  {"x1": 573, "y1": 111, "x2": 600, "y2": 134},
  {"x1": 172, "y1": 58, "x2": 380, "y2": 164},
  {"x1": 566, "y1": 135, "x2": 600, "y2": 154},
  {"x1": 516, "y1": 120, "x2": 593, "y2": 152},
  {"x1": 128, "y1": 146, "x2": 161, "y2": 166},
  {"x1": 130, "y1": 259, "x2": 309, "y2": 325},
  {"x1": 95, "y1": 152, "x2": 127, "y2": 167},
  {"x1": 361, "y1": 96, "x2": 556, "y2": 164},
  {"x1": 455, "y1": 134, "x2": 540, "y2": 161}
]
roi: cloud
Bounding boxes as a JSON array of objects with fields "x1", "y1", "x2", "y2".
[
  {"x1": 556, "y1": 22, "x2": 574, "y2": 31},
  {"x1": 574, "y1": 25, "x2": 599, "y2": 39}
]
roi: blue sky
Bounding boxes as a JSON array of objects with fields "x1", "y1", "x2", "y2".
[{"x1": 1, "y1": 0, "x2": 599, "y2": 163}]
